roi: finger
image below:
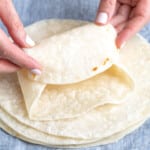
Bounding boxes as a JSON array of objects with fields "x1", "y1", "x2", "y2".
[
  {"x1": 0, "y1": 0, "x2": 35, "y2": 48},
  {"x1": 113, "y1": 2, "x2": 121, "y2": 17},
  {"x1": 95, "y1": 0, "x2": 116, "y2": 25},
  {"x1": 115, "y1": 21, "x2": 126, "y2": 33},
  {"x1": 116, "y1": 0, "x2": 150, "y2": 48},
  {"x1": 119, "y1": 0, "x2": 138, "y2": 7},
  {"x1": 0, "y1": 29, "x2": 41, "y2": 75},
  {"x1": 110, "y1": 4, "x2": 131, "y2": 26},
  {"x1": 116, "y1": 17, "x2": 146, "y2": 48},
  {"x1": 0, "y1": 59, "x2": 20, "y2": 73}
]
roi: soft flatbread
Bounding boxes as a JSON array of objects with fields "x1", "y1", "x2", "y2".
[
  {"x1": 23, "y1": 23, "x2": 119, "y2": 84},
  {"x1": 0, "y1": 20, "x2": 149, "y2": 148},
  {"x1": 17, "y1": 20, "x2": 133, "y2": 121},
  {"x1": 18, "y1": 64, "x2": 133, "y2": 120}
]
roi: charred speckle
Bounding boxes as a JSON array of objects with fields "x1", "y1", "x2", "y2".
[
  {"x1": 102, "y1": 58, "x2": 110, "y2": 65},
  {"x1": 92, "y1": 66, "x2": 98, "y2": 71}
]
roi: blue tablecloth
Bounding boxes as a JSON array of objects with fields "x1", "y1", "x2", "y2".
[{"x1": 0, "y1": 0, "x2": 150, "y2": 149}]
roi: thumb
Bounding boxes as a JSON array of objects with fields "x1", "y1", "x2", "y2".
[{"x1": 95, "y1": 0, "x2": 116, "y2": 25}]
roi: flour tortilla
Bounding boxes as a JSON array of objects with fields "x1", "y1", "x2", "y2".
[
  {"x1": 18, "y1": 20, "x2": 133, "y2": 121},
  {"x1": 0, "y1": 111, "x2": 147, "y2": 148},
  {"x1": 23, "y1": 23, "x2": 119, "y2": 84},
  {"x1": 18, "y1": 21, "x2": 133, "y2": 120},
  {"x1": 25, "y1": 19, "x2": 88, "y2": 43},
  {"x1": 0, "y1": 20, "x2": 150, "y2": 140},
  {"x1": 0, "y1": 107, "x2": 95, "y2": 145},
  {"x1": 0, "y1": 20, "x2": 150, "y2": 148},
  {"x1": 18, "y1": 64, "x2": 133, "y2": 121}
]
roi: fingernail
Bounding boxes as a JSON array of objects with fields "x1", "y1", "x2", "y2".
[
  {"x1": 30, "y1": 69, "x2": 41, "y2": 75},
  {"x1": 96, "y1": 12, "x2": 108, "y2": 24},
  {"x1": 120, "y1": 42, "x2": 126, "y2": 49},
  {"x1": 26, "y1": 35, "x2": 35, "y2": 47}
]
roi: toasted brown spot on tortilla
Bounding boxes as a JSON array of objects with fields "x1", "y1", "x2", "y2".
[
  {"x1": 102, "y1": 58, "x2": 110, "y2": 65},
  {"x1": 92, "y1": 67, "x2": 98, "y2": 71}
]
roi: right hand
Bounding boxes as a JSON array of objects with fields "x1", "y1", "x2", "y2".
[
  {"x1": 95, "y1": 0, "x2": 150, "y2": 48},
  {"x1": 0, "y1": 0, "x2": 41, "y2": 75}
]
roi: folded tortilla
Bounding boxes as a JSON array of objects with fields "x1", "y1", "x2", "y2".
[
  {"x1": 17, "y1": 22, "x2": 133, "y2": 120},
  {"x1": 18, "y1": 64, "x2": 133, "y2": 120},
  {"x1": 23, "y1": 23, "x2": 119, "y2": 84}
]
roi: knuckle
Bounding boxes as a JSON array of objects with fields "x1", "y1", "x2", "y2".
[
  {"x1": 138, "y1": 10, "x2": 147, "y2": 18},
  {"x1": 136, "y1": 13, "x2": 148, "y2": 23},
  {"x1": 0, "y1": 49, "x2": 9, "y2": 58},
  {"x1": 8, "y1": 18, "x2": 24, "y2": 36},
  {"x1": 99, "y1": 0, "x2": 116, "y2": 17},
  {"x1": 100, "y1": 0, "x2": 115, "y2": 10},
  {"x1": 1, "y1": 0, "x2": 9, "y2": 4},
  {"x1": 0, "y1": 60, "x2": 4, "y2": 66},
  {"x1": 10, "y1": 21, "x2": 23, "y2": 33},
  {"x1": 17, "y1": 55, "x2": 31, "y2": 68},
  {"x1": 131, "y1": 0, "x2": 138, "y2": 7},
  {"x1": 126, "y1": 25, "x2": 135, "y2": 32},
  {"x1": 119, "y1": 5, "x2": 129, "y2": 16},
  {"x1": 105, "y1": 0, "x2": 114, "y2": 6},
  {"x1": 136, "y1": 5, "x2": 150, "y2": 20},
  {"x1": 0, "y1": 59, "x2": 7, "y2": 67},
  {"x1": 0, "y1": 0, "x2": 11, "y2": 10}
]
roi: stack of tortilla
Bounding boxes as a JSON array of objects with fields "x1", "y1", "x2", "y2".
[{"x1": 0, "y1": 19, "x2": 150, "y2": 148}]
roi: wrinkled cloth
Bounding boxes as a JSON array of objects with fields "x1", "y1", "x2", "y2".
[{"x1": 0, "y1": 0, "x2": 150, "y2": 150}]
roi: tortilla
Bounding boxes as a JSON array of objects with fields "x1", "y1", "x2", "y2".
[
  {"x1": 0, "y1": 109, "x2": 147, "y2": 148},
  {"x1": 23, "y1": 23, "x2": 119, "y2": 84},
  {"x1": 17, "y1": 20, "x2": 133, "y2": 121},
  {"x1": 0, "y1": 19, "x2": 150, "y2": 148},
  {"x1": 18, "y1": 64, "x2": 133, "y2": 120}
]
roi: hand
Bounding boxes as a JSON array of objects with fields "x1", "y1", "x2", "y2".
[
  {"x1": 0, "y1": 0, "x2": 41, "y2": 74},
  {"x1": 95, "y1": 0, "x2": 150, "y2": 48}
]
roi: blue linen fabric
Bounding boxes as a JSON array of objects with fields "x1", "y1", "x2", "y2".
[{"x1": 0, "y1": 0, "x2": 150, "y2": 150}]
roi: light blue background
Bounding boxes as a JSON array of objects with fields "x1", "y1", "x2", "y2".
[{"x1": 0, "y1": 0, "x2": 150, "y2": 150}]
